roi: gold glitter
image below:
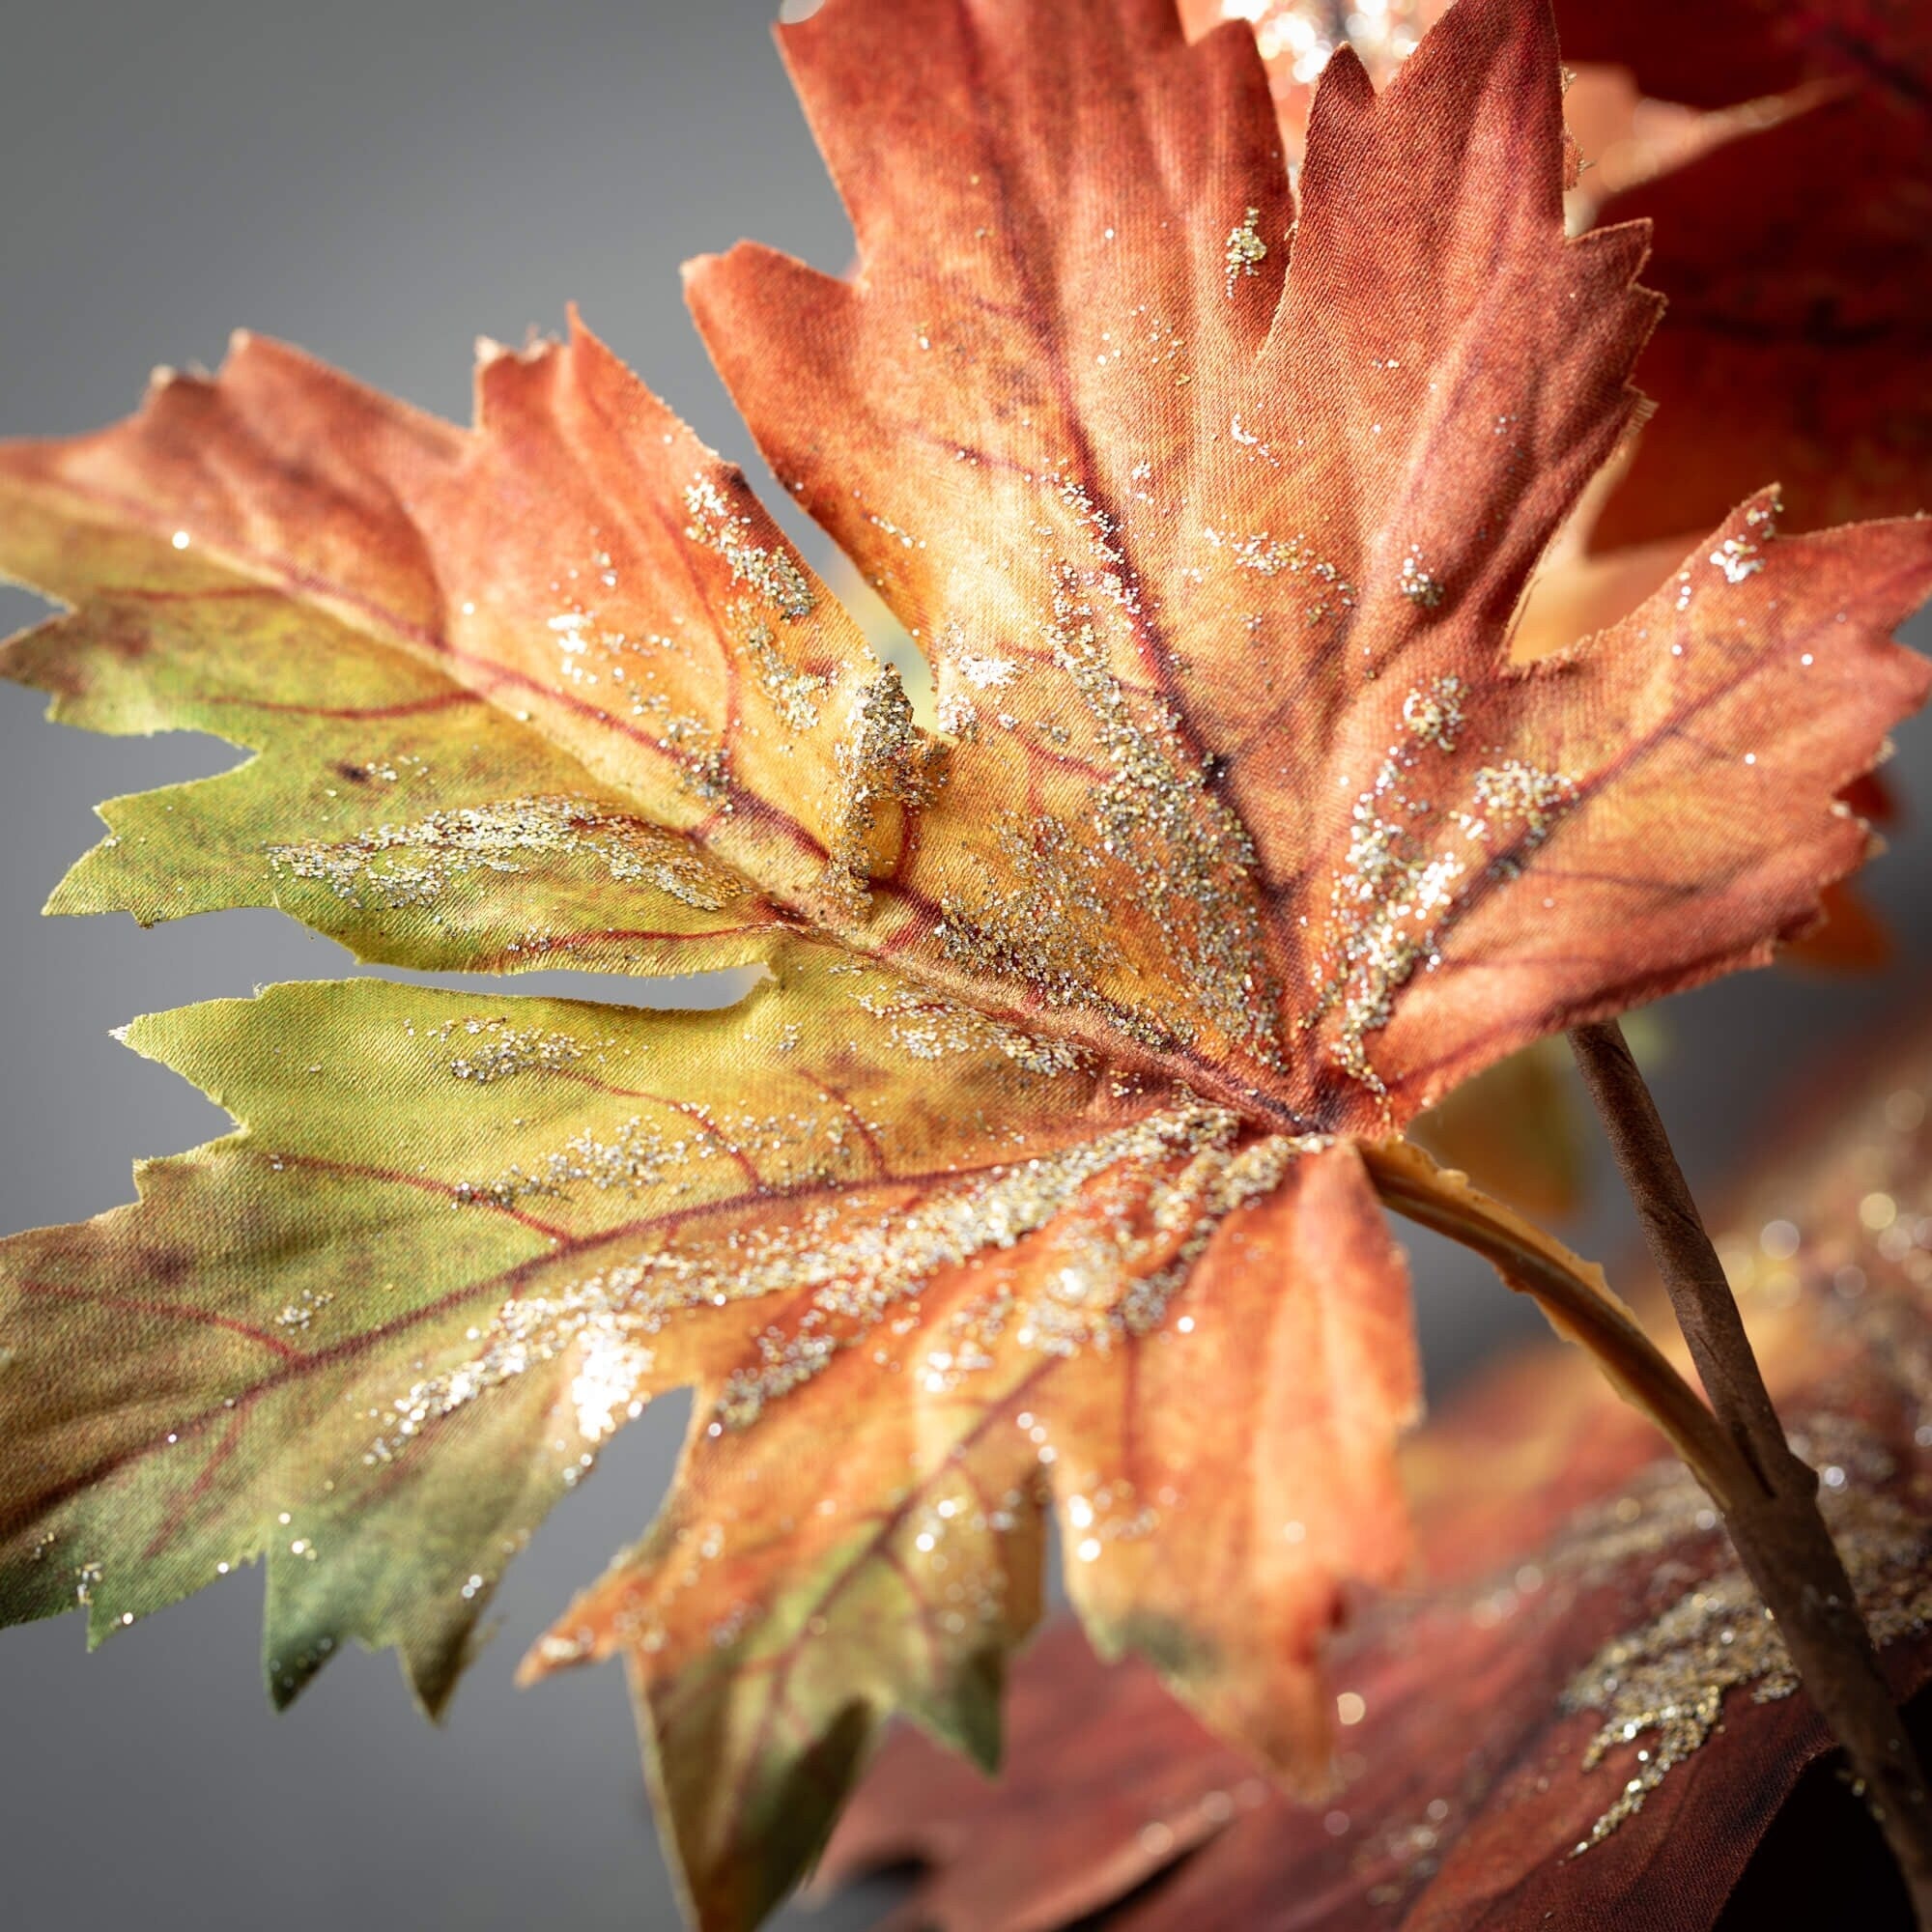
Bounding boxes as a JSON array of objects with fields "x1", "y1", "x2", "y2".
[
  {"x1": 266, "y1": 795, "x2": 737, "y2": 912},
  {"x1": 937, "y1": 817, "x2": 1156, "y2": 1042},
  {"x1": 1204, "y1": 526, "x2": 1313, "y2": 577},
  {"x1": 1310, "y1": 704, "x2": 1577, "y2": 1093},
  {"x1": 1706, "y1": 497, "x2": 1780, "y2": 586},
  {"x1": 453, "y1": 1117, "x2": 678, "y2": 1208},
  {"x1": 734, "y1": 602, "x2": 833, "y2": 733},
  {"x1": 1399, "y1": 550, "x2": 1444, "y2": 609},
  {"x1": 431, "y1": 1015, "x2": 594, "y2": 1085},
  {"x1": 1709, "y1": 538, "x2": 1765, "y2": 584},
  {"x1": 820, "y1": 665, "x2": 948, "y2": 914},
  {"x1": 1201, "y1": 525, "x2": 1356, "y2": 628},
  {"x1": 273, "y1": 1288, "x2": 334, "y2": 1333},
  {"x1": 956, "y1": 655, "x2": 1017, "y2": 690},
  {"x1": 849, "y1": 980, "x2": 1088, "y2": 1077},
  {"x1": 1461, "y1": 761, "x2": 1577, "y2": 874},
  {"x1": 682, "y1": 474, "x2": 816, "y2": 619},
  {"x1": 937, "y1": 541, "x2": 1278, "y2": 1065},
  {"x1": 372, "y1": 1102, "x2": 1288, "y2": 1456},
  {"x1": 1400, "y1": 675, "x2": 1465, "y2": 751},
  {"x1": 1311, "y1": 752, "x2": 1462, "y2": 1092},
  {"x1": 1224, "y1": 206, "x2": 1267, "y2": 296},
  {"x1": 632, "y1": 692, "x2": 733, "y2": 807},
  {"x1": 569, "y1": 1333, "x2": 658, "y2": 1443},
  {"x1": 936, "y1": 688, "x2": 979, "y2": 738},
  {"x1": 1562, "y1": 1428, "x2": 1932, "y2": 1853}
]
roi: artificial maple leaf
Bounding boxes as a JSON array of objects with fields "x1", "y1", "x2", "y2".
[
  {"x1": 1194, "y1": 4, "x2": 1930, "y2": 997},
  {"x1": 690, "y1": 0, "x2": 1932, "y2": 1113},
  {"x1": 2, "y1": 3, "x2": 1930, "y2": 1928},
  {"x1": 823, "y1": 990, "x2": 1932, "y2": 1931}
]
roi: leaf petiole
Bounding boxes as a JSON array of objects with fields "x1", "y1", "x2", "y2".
[{"x1": 1360, "y1": 1137, "x2": 1749, "y2": 1509}]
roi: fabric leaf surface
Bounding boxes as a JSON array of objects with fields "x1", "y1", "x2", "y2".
[{"x1": 1, "y1": 2, "x2": 1930, "y2": 1927}]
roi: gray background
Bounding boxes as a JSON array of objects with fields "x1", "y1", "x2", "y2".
[{"x1": 0, "y1": 3, "x2": 1927, "y2": 1927}]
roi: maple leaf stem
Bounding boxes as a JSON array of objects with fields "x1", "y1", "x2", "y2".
[
  {"x1": 1568, "y1": 1017, "x2": 1932, "y2": 1921},
  {"x1": 1359, "y1": 1139, "x2": 1743, "y2": 1502}
]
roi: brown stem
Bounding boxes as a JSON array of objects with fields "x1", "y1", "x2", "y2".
[
  {"x1": 1360, "y1": 1138, "x2": 1747, "y2": 1506},
  {"x1": 1569, "y1": 1018, "x2": 1932, "y2": 1920}
]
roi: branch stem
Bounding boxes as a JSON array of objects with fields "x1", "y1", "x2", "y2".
[{"x1": 1568, "y1": 1018, "x2": 1932, "y2": 1920}]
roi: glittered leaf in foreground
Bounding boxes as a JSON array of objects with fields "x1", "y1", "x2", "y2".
[
  {"x1": 0, "y1": 954, "x2": 1414, "y2": 1931},
  {"x1": 4, "y1": 2, "x2": 1932, "y2": 1927},
  {"x1": 0, "y1": 956, "x2": 1142, "y2": 1687}
]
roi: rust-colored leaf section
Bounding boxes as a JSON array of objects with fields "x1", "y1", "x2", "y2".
[
  {"x1": 1043, "y1": 1143, "x2": 1418, "y2": 1766},
  {"x1": 691, "y1": 0, "x2": 1931, "y2": 1129},
  {"x1": 525, "y1": 1138, "x2": 1414, "y2": 1931},
  {"x1": 825, "y1": 993, "x2": 1932, "y2": 1930}
]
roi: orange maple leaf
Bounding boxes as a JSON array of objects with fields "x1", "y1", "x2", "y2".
[
  {"x1": 0, "y1": 4, "x2": 1928, "y2": 1928},
  {"x1": 691, "y1": 0, "x2": 1929, "y2": 1119},
  {"x1": 1202, "y1": 3, "x2": 1931, "y2": 984}
]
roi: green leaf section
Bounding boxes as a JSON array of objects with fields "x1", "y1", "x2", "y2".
[
  {"x1": 0, "y1": 952, "x2": 1118, "y2": 1719},
  {"x1": 615, "y1": 1424, "x2": 1047, "y2": 1932},
  {"x1": 0, "y1": 482, "x2": 789, "y2": 977}
]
